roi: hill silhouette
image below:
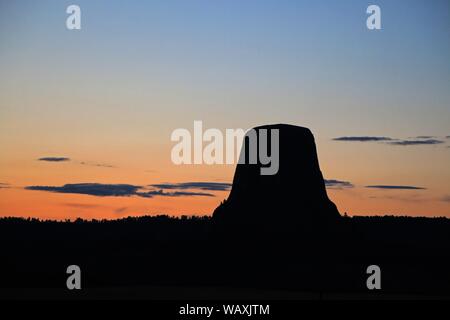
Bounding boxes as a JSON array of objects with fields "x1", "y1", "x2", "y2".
[{"x1": 1, "y1": 124, "x2": 449, "y2": 299}]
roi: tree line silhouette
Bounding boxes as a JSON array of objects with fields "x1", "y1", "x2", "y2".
[{"x1": 1, "y1": 214, "x2": 449, "y2": 298}]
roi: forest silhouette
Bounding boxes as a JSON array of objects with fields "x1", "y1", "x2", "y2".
[{"x1": 1, "y1": 215, "x2": 449, "y2": 298}]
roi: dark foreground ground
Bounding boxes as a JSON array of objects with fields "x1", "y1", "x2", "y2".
[{"x1": 1, "y1": 215, "x2": 449, "y2": 300}]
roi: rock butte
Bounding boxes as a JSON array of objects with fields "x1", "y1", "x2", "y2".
[{"x1": 213, "y1": 124, "x2": 340, "y2": 229}]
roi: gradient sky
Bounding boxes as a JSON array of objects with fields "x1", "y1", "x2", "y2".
[{"x1": 1, "y1": 0, "x2": 449, "y2": 219}]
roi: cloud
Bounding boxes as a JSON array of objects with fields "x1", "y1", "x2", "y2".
[
  {"x1": 324, "y1": 179, "x2": 354, "y2": 189},
  {"x1": 388, "y1": 139, "x2": 444, "y2": 146},
  {"x1": 79, "y1": 161, "x2": 115, "y2": 168},
  {"x1": 26, "y1": 183, "x2": 139, "y2": 197},
  {"x1": 333, "y1": 136, "x2": 446, "y2": 146},
  {"x1": 414, "y1": 136, "x2": 435, "y2": 139},
  {"x1": 38, "y1": 157, "x2": 70, "y2": 162},
  {"x1": 114, "y1": 207, "x2": 129, "y2": 215},
  {"x1": 25, "y1": 183, "x2": 214, "y2": 198},
  {"x1": 440, "y1": 195, "x2": 450, "y2": 203},
  {"x1": 150, "y1": 182, "x2": 232, "y2": 191},
  {"x1": 365, "y1": 185, "x2": 426, "y2": 190},
  {"x1": 155, "y1": 180, "x2": 356, "y2": 192},
  {"x1": 332, "y1": 136, "x2": 392, "y2": 142},
  {"x1": 37, "y1": 157, "x2": 115, "y2": 168},
  {"x1": 135, "y1": 189, "x2": 214, "y2": 198},
  {"x1": 0, "y1": 183, "x2": 10, "y2": 189}
]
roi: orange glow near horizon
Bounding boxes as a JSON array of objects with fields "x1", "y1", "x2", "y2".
[
  {"x1": 0, "y1": 131, "x2": 449, "y2": 220},
  {"x1": 1, "y1": 149, "x2": 449, "y2": 220}
]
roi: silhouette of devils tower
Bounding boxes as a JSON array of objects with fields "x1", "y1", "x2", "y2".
[{"x1": 213, "y1": 124, "x2": 340, "y2": 229}]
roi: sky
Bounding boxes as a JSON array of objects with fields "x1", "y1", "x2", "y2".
[{"x1": 1, "y1": 0, "x2": 449, "y2": 220}]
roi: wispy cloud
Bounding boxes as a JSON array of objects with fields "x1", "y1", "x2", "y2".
[
  {"x1": 150, "y1": 182, "x2": 232, "y2": 191},
  {"x1": 413, "y1": 136, "x2": 436, "y2": 139},
  {"x1": 333, "y1": 136, "x2": 446, "y2": 146},
  {"x1": 0, "y1": 183, "x2": 10, "y2": 189},
  {"x1": 37, "y1": 157, "x2": 115, "y2": 168},
  {"x1": 79, "y1": 161, "x2": 115, "y2": 168},
  {"x1": 324, "y1": 179, "x2": 354, "y2": 189},
  {"x1": 387, "y1": 139, "x2": 444, "y2": 146},
  {"x1": 114, "y1": 207, "x2": 130, "y2": 215},
  {"x1": 38, "y1": 157, "x2": 70, "y2": 162},
  {"x1": 365, "y1": 185, "x2": 426, "y2": 190},
  {"x1": 440, "y1": 195, "x2": 450, "y2": 203},
  {"x1": 332, "y1": 136, "x2": 392, "y2": 142},
  {"x1": 137, "y1": 189, "x2": 214, "y2": 198},
  {"x1": 25, "y1": 183, "x2": 214, "y2": 198}
]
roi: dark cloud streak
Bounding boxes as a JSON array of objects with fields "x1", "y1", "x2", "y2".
[
  {"x1": 38, "y1": 157, "x2": 70, "y2": 162},
  {"x1": 388, "y1": 139, "x2": 444, "y2": 146},
  {"x1": 324, "y1": 179, "x2": 354, "y2": 189},
  {"x1": 332, "y1": 136, "x2": 392, "y2": 142},
  {"x1": 365, "y1": 185, "x2": 426, "y2": 190},
  {"x1": 26, "y1": 183, "x2": 139, "y2": 197},
  {"x1": 25, "y1": 183, "x2": 215, "y2": 198},
  {"x1": 150, "y1": 182, "x2": 232, "y2": 191},
  {"x1": 333, "y1": 136, "x2": 446, "y2": 146}
]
